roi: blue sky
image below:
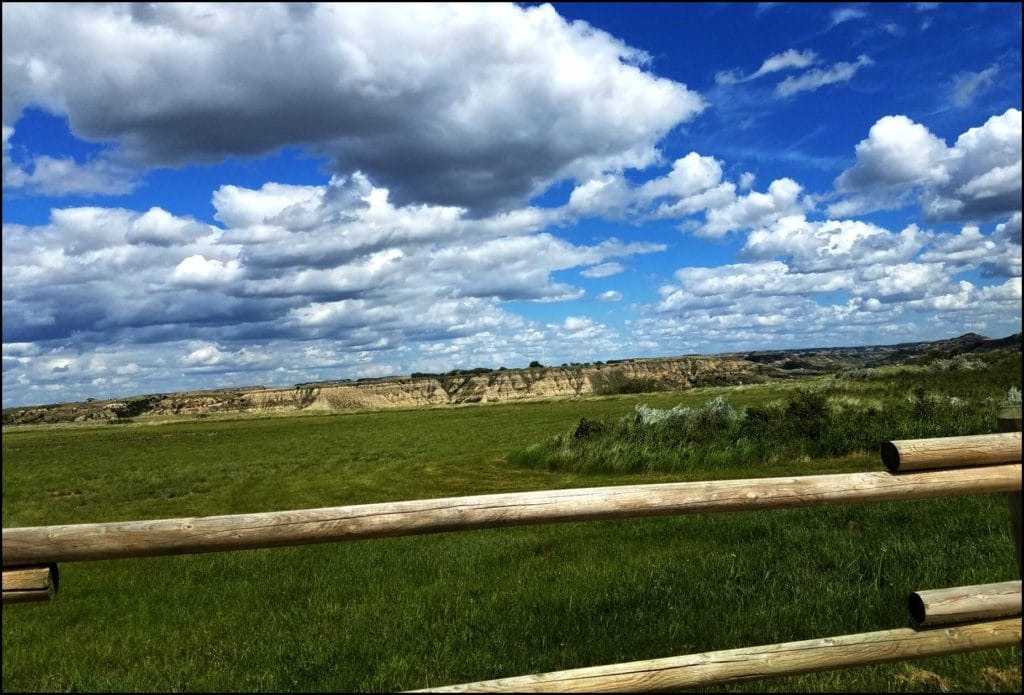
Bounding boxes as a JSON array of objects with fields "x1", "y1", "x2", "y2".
[{"x1": 2, "y1": 2, "x2": 1021, "y2": 408}]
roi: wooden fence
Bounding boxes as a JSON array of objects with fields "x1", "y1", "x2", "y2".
[{"x1": 3, "y1": 426, "x2": 1021, "y2": 692}]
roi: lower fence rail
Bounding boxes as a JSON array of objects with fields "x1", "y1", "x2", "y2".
[{"x1": 414, "y1": 618, "x2": 1022, "y2": 693}]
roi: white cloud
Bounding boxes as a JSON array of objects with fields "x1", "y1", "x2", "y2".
[
  {"x1": 1, "y1": 3, "x2": 703, "y2": 210},
  {"x1": 563, "y1": 152, "x2": 804, "y2": 237},
  {"x1": 182, "y1": 343, "x2": 228, "y2": 368},
  {"x1": 715, "y1": 49, "x2": 818, "y2": 85},
  {"x1": 981, "y1": 212, "x2": 1022, "y2": 278},
  {"x1": 699, "y1": 178, "x2": 805, "y2": 238},
  {"x1": 567, "y1": 175, "x2": 634, "y2": 217},
  {"x1": 951, "y1": 65, "x2": 998, "y2": 107},
  {"x1": 775, "y1": 55, "x2": 872, "y2": 98},
  {"x1": 3, "y1": 127, "x2": 139, "y2": 195},
  {"x1": 836, "y1": 115, "x2": 948, "y2": 190},
  {"x1": 742, "y1": 215, "x2": 925, "y2": 272},
  {"x1": 125, "y1": 207, "x2": 211, "y2": 247},
  {"x1": 170, "y1": 255, "x2": 243, "y2": 287},
  {"x1": 925, "y1": 109, "x2": 1022, "y2": 221},
  {"x1": 562, "y1": 316, "x2": 593, "y2": 332},
  {"x1": 917, "y1": 225, "x2": 995, "y2": 267},
  {"x1": 639, "y1": 152, "x2": 725, "y2": 201},
  {"x1": 648, "y1": 193, "x2": 1022, "y2": 355},
  {"x1": 581, "y1": 263, "x2": 624, "y2": 279},
  {"x1": 833, "y1": 108, "x2": 1022, "y2": 222},
  {"x1": 830, "y1": 8, "x2": 867, "y2": 27},
  {"x1": 643, "y1": 250, "x2": 1020, "y2": 356},
  {"x1": 1, "y1": 174, "x2": 667, "y2": 399},
  {"x1": 212, "y1": 182, "x2": 328, "y2": 229},
  {"x1": 660, "y1": 262, "x2": 853, "y2": 311},
  {"x1": 597, "y1": 290, "x2": 623, "y2": 302},
  {"x1": 753, "y1": 49, "x2": 819, "y2": 78}
]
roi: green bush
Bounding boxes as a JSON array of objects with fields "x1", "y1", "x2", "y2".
[
  {"x1": 511, "y1": 373, "x2": 1016, "y2": 474},
  {"x1": 596, "y1": 378, "x2": 664, "y2": 395}
]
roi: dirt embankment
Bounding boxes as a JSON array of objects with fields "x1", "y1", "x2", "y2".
[
  {"x1": 7, "y1": 332, "x2": 1016, "y2": 426},
  {"x1": 2, "y1": 357, "x2": 765, "y2": 425}
]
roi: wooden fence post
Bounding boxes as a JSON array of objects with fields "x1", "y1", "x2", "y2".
[
  {"x1": 2, "y1": 565, "x2": 58, "y2": 605},
  {"x1": 998, "y1": 403, "x2": 1022, "y2": 576}
]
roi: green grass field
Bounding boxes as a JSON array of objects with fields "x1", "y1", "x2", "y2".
[{"x1": 2, "y1": 367, "x2": 1021, "y2": 692}]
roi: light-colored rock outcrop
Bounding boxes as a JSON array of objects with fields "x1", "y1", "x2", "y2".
[
  {"x1": 1, "y1": 357, "x2": 765, "y2": 425},
  {"x1": 7, "y1": 332, "x2": 1014, "y2": 426},
  {"x1": 228, "y1": 358, "x2": 764, "y2": 414}
]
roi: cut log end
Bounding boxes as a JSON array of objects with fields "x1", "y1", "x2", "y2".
[
  {"x1": 908, "y1": 591, "x2": 927, "y2": 625},
  {"x1": 881, "y1": 433, "x2": 1022, "y2": 473},
  {"x1": 881, "y1": 441, "x2": 902, "y2": 472},
  {"x1": 908, "y1": 581, "x2": 1022, "y2": 627},
  {"x1": 2, "y1": 564, "x2": 59, "y2": 606}
]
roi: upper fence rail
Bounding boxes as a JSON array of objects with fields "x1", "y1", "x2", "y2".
[{"x1": 2, "y1": 432, "x2": 1021, "y2": 567}]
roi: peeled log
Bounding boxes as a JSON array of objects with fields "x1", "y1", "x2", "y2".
[
  {"x1": 909, "y1": 581, "x2": 1022, "y2": 626},
  {"x1": 412, "y1": 618, "x2": 1022, "y2": 692},
  {"x1": 881, "y1": 432, "x2": 1021, "y2": 472},
  {"x1": 3, "y1": 465, "x2": 1021, "y2": 566}
]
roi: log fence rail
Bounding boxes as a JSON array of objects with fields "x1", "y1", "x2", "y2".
[{"x1": 3, "y1": 428, "x2": 1021, "y2": 692}]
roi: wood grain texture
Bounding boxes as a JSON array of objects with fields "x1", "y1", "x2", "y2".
[
  {"x1": 3, "y1": 465, "x2": 1020, "y2": 566},
  {"x1": 909, "y1": 581, "x2": 1022, "y2": 625},
  {"x1": 2, "y1": 565, "x2": 58, "y2": 605},
  {"x1": 881, "y1": 432, "x2": 1021, "y2": 472},
  {"x1": 412, "y1": 618, "x2": 1022, "y2": 692},
  {"x1": 998, "y1": 407, "x2": 1022, "y2": 574}
]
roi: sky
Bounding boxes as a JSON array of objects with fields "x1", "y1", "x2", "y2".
[{"x1": 2, "y1": 2, "x2": 1021, "y2": 408}]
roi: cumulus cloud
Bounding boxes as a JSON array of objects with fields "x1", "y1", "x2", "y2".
[
  {"x1": 647, "y1": 251, "x2": 1019, "y2": 355},
  {"x1": 832, "y1": 108, "x2": 1022, "y2": 222},
  {"x1": 659, "y1": 261, "x2": 853, "y2": 311},
  {"x1": 182, "y1": 343, "x2": 229, "y2": 368},
  {"x1": 171, "y1": 255, "x2": 244, "y2": 287},
  {"x1": 835, "y1": 115, "x2": 948, "y2": 190},
  {"x1": 565, "y1": 152, "x2": 808, "y2": 237},
  {"x1": 1, "y1": 2, "x2": 703, "y2": 211},
  {"x1": 918, "y1": 225, "x2": 997, "y2": 268},
  {"x1": 741, "y1": 215, "x2": 925, "y2": 272},
  {"x1": 3, "y1": 126, "x2": 139, "y2": 196},
  {"x1": 645, "y1": 193, "x2": 1021, "y2": 356},
  {"x1": 775, "y1": 55, "x2": 872, "y2": 98},
  {"x1": 126, "y1": 207, "x2": 211, "y2": 247},
  {"x1": 981, "y1": 212, "x2": 1022, "y2": 278},
  {"x1": 3, "y1": 154, "x2": 139, "y2": 196},
  {"x1": 597, "y1": 290, "x2": 623, "y2": 302},
  {"x1": 1, "y1": 174, "x2": 670, "y2": 405},
  {"x1": 639, "y1": 152, "x2": 727, "y2": 202},
  {"x1": 699, "y1": 178, "x2": 805, "y2": 238},
  {"x1": 566, "y1": 175, "x2": 634, "y2": 218}
]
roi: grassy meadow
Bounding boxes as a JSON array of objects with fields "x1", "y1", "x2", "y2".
[{"x1": 2, "y1": 356, "x2": 1021, "y2": 692}]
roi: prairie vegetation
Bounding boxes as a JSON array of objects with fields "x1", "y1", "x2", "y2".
[
  {"x1": 511, "y1": 349, "x2": 1021, "y2": 474},
  {"x1": 2, "y1": 347, "x2": 1020, "y2": 692}
]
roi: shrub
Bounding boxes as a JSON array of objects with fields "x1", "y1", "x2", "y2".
[
  {"x1": 512, "y1": 382, "x2": 1008, "y2": 474},
  {"x1": 597, "y1": 378, "x2": 663, "y2": 395}
]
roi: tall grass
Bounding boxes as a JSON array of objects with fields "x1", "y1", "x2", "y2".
[{"x1": 511, "y1": 366, "x2": 1020, "y2": 474}]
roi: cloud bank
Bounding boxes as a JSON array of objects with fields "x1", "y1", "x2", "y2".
[{"x1": 2, "y1": 3, "x2": 703, "y2": 210}]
